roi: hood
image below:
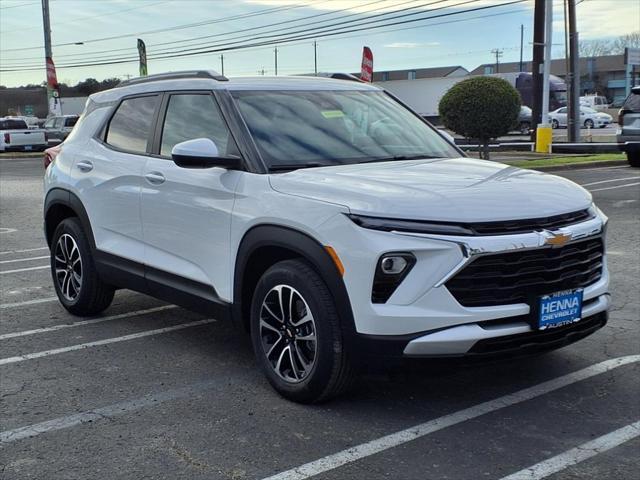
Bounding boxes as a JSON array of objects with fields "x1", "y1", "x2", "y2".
[{"x1": 269, "y1": 157, "x2": 592, "y2": 223}]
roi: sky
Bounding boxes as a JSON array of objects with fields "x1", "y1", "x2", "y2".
[{"x1": 0, "y1": 0, "x2": 638, "y2": 87}]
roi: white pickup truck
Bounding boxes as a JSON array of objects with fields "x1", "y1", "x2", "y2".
[{"x1": 0, "y1": 117, "x2": 47, "y2": 152}]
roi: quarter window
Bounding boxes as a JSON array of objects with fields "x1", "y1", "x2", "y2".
[
  {"x1": 160, "y1": 93, "x2": 238, "y2": 157},
  {"x1": 106, "y1": 95, "x2": 159, "y2": 154}
]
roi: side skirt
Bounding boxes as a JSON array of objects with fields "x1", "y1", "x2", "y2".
[{"x1": 94, "y1": 250, "x2": 231, "y2": 320}]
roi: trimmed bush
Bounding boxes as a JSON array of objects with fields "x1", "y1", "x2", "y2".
[{"x1": 439, "y1": 76, "x2": 521, "y2": 159}]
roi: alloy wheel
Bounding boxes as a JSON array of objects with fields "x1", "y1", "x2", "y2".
[
  {"x1": 54, "y1": 233, "x2": 83, "y2": 301},
  {"x1": 259, "y1": 285, "x2": 317, "y2": 383}
]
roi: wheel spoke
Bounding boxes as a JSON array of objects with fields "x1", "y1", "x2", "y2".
[
  {"x1": 287, "y1": 346, "x2": 300, "y2": 380},
  {"x1": 260, "y1": 318, "x2": 281, "y2": 335},
  {"x1": 292, "y1": 342, "x2": 310, "y2": 371},
  {"x1": 266, "y1": 335, "x2": 284, "y2": 359},
  {"x1": 276, "y1": 285, "x2": 286, "y2": 322},
  {"x1": 275, "y1": 345, "x2": 289, "y2": 378},
  {"x1": 291, "y1": 311, "x2": 313, "y2": 327},
  {"x1": 296, "y1": 331, "x2": 316, "y2": 342}
]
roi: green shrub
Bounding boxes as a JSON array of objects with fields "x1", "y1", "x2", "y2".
[{"x1": 439, "y1": 76, "x2": 521, "y2": 159}]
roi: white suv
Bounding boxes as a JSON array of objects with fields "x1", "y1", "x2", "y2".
[{"x1": 44, "y1": 71, "x2": 610, "y2": 403}]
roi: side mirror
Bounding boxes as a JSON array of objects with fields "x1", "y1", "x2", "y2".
[{"x1": 171, "y1": 138, "x2": 241, "y2": 169}]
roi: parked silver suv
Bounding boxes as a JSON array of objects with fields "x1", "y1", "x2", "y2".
[{"x1": 617, "y1": 86, "x2": 640, "y2": 167}]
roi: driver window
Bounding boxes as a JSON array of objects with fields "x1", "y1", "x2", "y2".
[{"x1": 160, "y1": 93, "x2": 238, "y2": 157}]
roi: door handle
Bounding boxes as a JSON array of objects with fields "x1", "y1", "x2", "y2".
[
  {"x1": 76, "y1": 161, "x2": 93, "y2": 172},
  {"x1": 145, "y1": 172, "x2": 166, "y2": 185}
]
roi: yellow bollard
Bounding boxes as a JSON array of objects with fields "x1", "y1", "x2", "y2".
[{"x1": 536, "y1": 123, "x2": 553, "y2": 153}]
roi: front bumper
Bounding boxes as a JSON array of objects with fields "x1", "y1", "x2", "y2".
[
  {"x1": 403, "y1": 294, "x2": 610, "y2": 356},
  {"x1": 321, "y1": 208, "x2": 610, "y2": 357}
]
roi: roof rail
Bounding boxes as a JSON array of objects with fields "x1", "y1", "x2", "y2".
[{"x1": 119, "y1": 70, "x2": 228, "y2": 86}]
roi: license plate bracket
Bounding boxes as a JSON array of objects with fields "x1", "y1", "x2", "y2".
[{"x1": 537, "y1": 288, "x2": 584, "y2": 330}]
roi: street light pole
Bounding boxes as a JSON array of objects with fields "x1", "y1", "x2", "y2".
[
  {"x1": 274, "y1": 46, "x2": 278, "y2": 76},
  {"x1": 567, "y1": 0, "x2": 581, "y2": 142},
  {"x1": 541, "y1": 0, "x2": 553, "y2": 125},
  {"x1": 313, "y1": 41, "x2": 318, "y2": 75},
  {"x1": 531, "y1": 0, "x2": 546, "y2": 139}
]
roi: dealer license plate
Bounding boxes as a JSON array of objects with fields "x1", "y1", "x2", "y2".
[{"x1": 538, "y1": 289, "x2": 583, "y2": 330}]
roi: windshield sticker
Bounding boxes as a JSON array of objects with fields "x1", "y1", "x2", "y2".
[{"x1": 321, "y1": 110, "x2": 345, "y2": 119}]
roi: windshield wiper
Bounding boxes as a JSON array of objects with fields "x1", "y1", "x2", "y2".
[{"x1": 268, "y1": 162, "x2": 330, "y2": 172}]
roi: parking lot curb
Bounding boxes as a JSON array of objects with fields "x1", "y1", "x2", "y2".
[{"x1": 516, "y1": 160, "x2": 629, "y2": 172}]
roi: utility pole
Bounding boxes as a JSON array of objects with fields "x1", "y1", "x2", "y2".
[
  {"x1": 541, "y1": 0, "x2": 553, "y2": 125},
  {"x1": 491, "y1": 48, "x2": 503, "y2": 73},
  {"x1": 313, "y1": 41, "x2": 318, "y2": 75},
  {"x1": 274, "y1": 46, "x2": 278, "y2": 76},
  {"x1": 567, "y1": 0, "x2": 580, "y2": 142},
  {"x1": 531, "y1": 0, "x2": 546, "y2": 139},
  {"x1": 519, "y1": 24, "x2": 524, "y2": 72},
  {"x1": 220, "y1": 54, "x2": 224, "y2": 76},
  {"x1": 41, "y1": 0, "x2": 58, "y2": 116}
]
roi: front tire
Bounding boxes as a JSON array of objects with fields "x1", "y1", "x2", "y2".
[
  {"x1": 551, "y1": 119, "x2": 559, "y2": 129},
  {"x1": 250, "y1": 259, "x2": 354, "y2": 403},
  {"x1": 584, "y1": 119, "x2": 594, "y2": 129},
  {"x1": 50, "y1": 217, "x2": 115, "y2": 316},
  {"x1": 627, "y1": 151, "x2": 640, "y2": 168}
]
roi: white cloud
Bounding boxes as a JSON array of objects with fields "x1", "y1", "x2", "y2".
[
  {"x1": 384, "y1": 41, "x2": 440, "y2": 48},
  {"x1": 551, "y1": 0, "x2": 639, "y2": 39}
]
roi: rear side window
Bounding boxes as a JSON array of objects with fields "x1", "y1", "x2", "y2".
[
  {"x1": 623, "y1": 92, "x2": 640, "y2": 112},
  {"x1": 65, "y1": 117, "x2": 78, "y2": 127},
  {"x1": 0, "y1": 119, "x2": 28, "y2": 130},
  {"x1": 159, "y1": 93, "x2": 237, "y2": 157},
  {"x1": 106, "y1": 95, "x2": 159, "y2": 153}
]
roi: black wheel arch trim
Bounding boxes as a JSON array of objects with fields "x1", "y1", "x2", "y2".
[
  {"x1": 233, "y1": 224, "x2": 356, "y2": 336},
  {"x1": 44, "y1": 188, "x2": 96, "y2": 250}
]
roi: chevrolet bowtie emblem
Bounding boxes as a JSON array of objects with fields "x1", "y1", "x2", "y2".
[{"x1": 545, "y1": 231, "x2": 572, "y2": 248}]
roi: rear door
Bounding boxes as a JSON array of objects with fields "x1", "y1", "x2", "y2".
[
  {"x1": 73, "y1": 94, "x2": 160, "y2": 264},
  {"x1": 141, "y1": 91, "x2": 242, "y2": 302}
]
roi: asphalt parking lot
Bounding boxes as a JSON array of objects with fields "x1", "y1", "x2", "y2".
[{"x1": 0, "y1": 157, "x2": 638, "y2": 480}]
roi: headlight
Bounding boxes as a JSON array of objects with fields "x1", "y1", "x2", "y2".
[{"x1": 348, "y1": 214, "x2": 475, "y2": 236}]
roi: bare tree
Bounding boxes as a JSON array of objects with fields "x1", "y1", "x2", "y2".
[
  {"x1": 612, "y1": 31, "x2": 640, "y2": 54},
  {"x1": 579, "y1": 39, "x2": 614, "y2": 57}
]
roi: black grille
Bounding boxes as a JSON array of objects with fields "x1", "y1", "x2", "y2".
[
  {"x1": 469, "y1": 209, "x2": 592, "y2": 236},
  {"x1": 446, "y1": 237, "x2": 604, "y2": 307}
]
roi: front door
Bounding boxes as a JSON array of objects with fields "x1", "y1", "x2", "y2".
[{"x1": 141, "y1": 92, "x2": 242, "y2": 303}]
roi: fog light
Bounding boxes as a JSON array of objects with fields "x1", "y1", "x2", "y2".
[{"x1": 380, "y1": 255, "x2": 409, "y2": 275}]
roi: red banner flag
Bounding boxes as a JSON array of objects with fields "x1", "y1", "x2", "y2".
[
  {"x1": 46, "y1": 57, "x2": 58, "y2": 90},
  {"x1": 360, "y1": 46, "x2": 373, "y2": 82}
]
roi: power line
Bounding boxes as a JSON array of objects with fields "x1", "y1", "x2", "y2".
[
  {"x1": 3, "y1": 0, "x2": 500, "y2": 69},
  {"x1": 0, "y1": 1, "x2": 38, "y2": 10},
  {"x1": 1, "y1": 0, "x2": 421, "y2": 62},
  {"x1": 0, "y1": 1, "x2": 529, "y2": 72},
  {"x1": 0, "y1": 0, "x2": 332, "y2": 52}
]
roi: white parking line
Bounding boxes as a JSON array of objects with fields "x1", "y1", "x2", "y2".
[
  {"x1": 0, "y1": 265, "x2": 49, "y2": 275},
  {"x1": 590, "y1": 182, "x2": 640, "y2": 192},
  {"x1": 0, "y1": 305, "x2": 176, "y2": 340},
  {"x1": 581, "y1": 176, "x2": 640, "y2": 187},
  {"x1": 0, "y1": 255, "x2": 49, "y2": 264},
  {"x1": 0, "y1": 297, "x2": 57, "y2": 310},
  {"x1": 499, "y1": 421, "x2": 640, "y2": 480},
  {"x1": 0, "y1": 318, "x2": 215, "y2": 366},
  {"x1": 261, "y1": 355, "x2": 640, "y2": 480},
  {"x1": 0, "y1": 246, "x2": 47, "y2": 256}
]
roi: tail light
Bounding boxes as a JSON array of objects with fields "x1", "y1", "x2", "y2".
[{"x1": 3, "y1": 133, "x2": 9, "y2": 144}]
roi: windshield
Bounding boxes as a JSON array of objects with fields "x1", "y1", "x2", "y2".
[{"x1": 232, "y1": 90, "x2": 459, "y2": 169}]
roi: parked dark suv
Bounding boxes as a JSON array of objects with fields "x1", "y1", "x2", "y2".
[{"x1": 618, "y1": 86, "x2": 640, "y2": 167}]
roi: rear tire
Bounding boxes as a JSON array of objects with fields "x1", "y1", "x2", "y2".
[
  {"x1": 584, "y1": 119, "x2": 594, "y2": 129},
  {"x1": 50, "y1": 217, "x2": 115, "y2": 316},
  {"x1": 551, "y1": 119, "x2": 559, "y2": 129},
  {"x1": 250, "y1": 259, "x2": 355, "y2": 403},
  {"x1": 627, "y1": 151, "x2": 640, "y2": 168}
]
